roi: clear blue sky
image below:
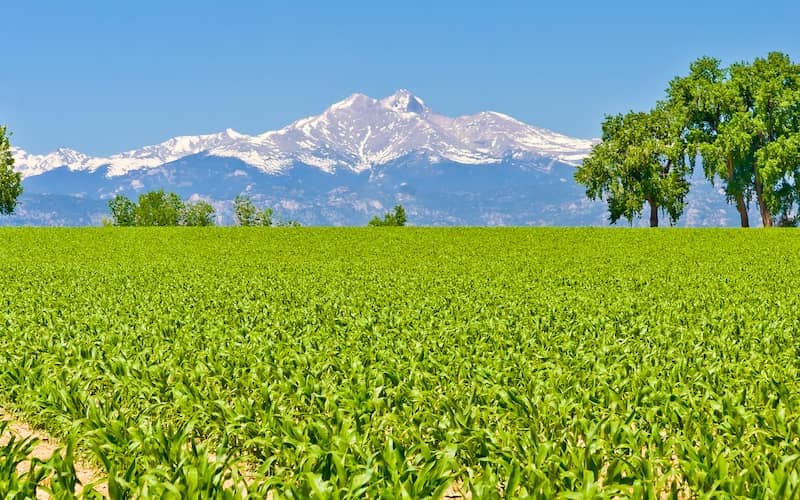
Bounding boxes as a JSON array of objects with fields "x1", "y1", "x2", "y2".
[{"x1": 5, "y1": 0, "x2": 800, "y2": 155}]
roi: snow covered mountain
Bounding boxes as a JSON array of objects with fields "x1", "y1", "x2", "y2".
[
  {"x1": 12, "y1": 90, "x2": 594, "y2": 178},
  {"x1": 6, "y1": 90, "x2": 751, "y2": 226}
]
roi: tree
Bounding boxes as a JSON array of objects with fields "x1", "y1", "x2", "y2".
[
  {"x1": 234, "y1": 195, "x2": 274, "y2": 226},
  {"x1": 108, "y1": 194, "x2": 137, "y2": 226},
  {"x1": 392, "y1": 205, "x2": 407, "y2": 226},
  {"x1": 668, "y1": 57, "x2": 754, "y2": 227},
  {"x1": 233, "y1": 195, "x2": 257, "y2": 226},
  {"x1": 0, "y1": 126, "x2": 23, "y2": 215},
  {"x1": 669, "y1": 52, "x2": 800, "y2": 227},
  {"x1": 135, "y1": 190, "x2": 184, "y2": 226},
  {"x1": 182, "y1": 200, "x2": 216, "y2": 226},
  {"x1": 368, "y1": 205, "x2": 408, "y2": 226},
  {"x1": 255, "y1": 207, "x2": 273, "y2": 227},
  {"x1": 575, "y1": 105, "x2": 691, "y2": 227},
  {"x1": 107, "y1": 192, "x2": 216, "y2": 226},
  {"x1": 735, "y1": 52, "x2": 800, "y2": 226}
]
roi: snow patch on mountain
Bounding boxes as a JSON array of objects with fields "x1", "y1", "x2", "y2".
[{"x1": 12, "y1": 90, "x2": 596, "y2": 178}]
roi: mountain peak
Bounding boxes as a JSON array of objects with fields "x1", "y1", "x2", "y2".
[
  {"x1": 12, "y1": 90, "x2": 596, "y2": 178},
  {"x1": 223, "y1": 128, "x2": 245, "y2": 139},
  {"x1": 380, "y1": 89, "x2": 427, "y2": 114},
  {"x1": 55, "y1": 147, "x2": 82, "y2": 155},
  {"x1": 329, "y1": 93, "x2": 375, "y2": 112}
]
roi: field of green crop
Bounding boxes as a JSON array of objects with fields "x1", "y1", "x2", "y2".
[{"x1": 1, "y1": 228, "x2": 799, "y2": 498}]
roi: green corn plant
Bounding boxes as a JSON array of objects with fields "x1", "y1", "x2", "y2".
[
  {"x1": 0, "y1": 421, "x2": 48, "y2": 499},
  {"x1": 0, "y1": 228, "x2": 799, "y2": 497}
]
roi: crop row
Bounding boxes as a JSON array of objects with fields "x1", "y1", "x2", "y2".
[{"x1": 0, "y1": 228, "x2": 799, "y2": 498}]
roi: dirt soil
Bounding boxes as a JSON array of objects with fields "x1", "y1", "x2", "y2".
[{"x1": 0, "y1": 415, "x2": 107, "y2": 499}]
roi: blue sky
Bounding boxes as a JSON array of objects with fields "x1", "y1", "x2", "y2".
[{"x1": 5, "y1": 1, "x2": 800, "y2": 155}]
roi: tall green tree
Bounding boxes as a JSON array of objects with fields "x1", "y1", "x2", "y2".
[
  {"x1": 668, "y1": 57, "x2": 754, "y2": 227},
  {"x1": 108, "y1": 194, "x2": 137, "y2": 226},
  {"x1": 670, "y1": 52, "x2": 800, "y2": 227},
  {"x1": 135, "y1": 190, "x2": 184, "y2": 226},
  {"x1": 392, "y1": 205, "x2": 407, "y2": 226},
  {"x1": 0, "y1": 126, "x2": 23, "y2": 215},
  {"x1": 575, "y1": 105, "x2": 691, "y2": 227},
  {"x1": 182, "y1": 200, "x2": 216, "y2": 226},
  {"x1": 734, "y1": 52, "x2": 800, "y2": 226}
]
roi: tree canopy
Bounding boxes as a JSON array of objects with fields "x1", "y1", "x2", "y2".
[
  {"x1": 233, "y1": 195, "x2": 273, "y2": 226},
  {"x1": 135, "y1": 190, "x2": 185, "y2": 226},
  {"x1": 579, "y1": 51, "x2": 800, "y2": 227},
  {"x1": 108, "y1": 194, "x2": 137, "y2": 226},
  {"x1": 0, "y1": 126, "x2": 23, "y2": 215},
  {"x1": 668, "y1": 57, "x2": 754, "y2": 227},
  {"x1": 107, "y1": 191, "x2": 217, "y2": 227},
  {"x1": 107, "y1": 191, "x2": 303, "y2": 227},
  {"x1": 183, "y1": 200, "x2": 216, "y2": 227},
  {"x1": 575, "y1": 105, "x2": 690, "y2": 227},
  {"x1": 368, "y1": 205, "x2": 408, "y2": 226}
]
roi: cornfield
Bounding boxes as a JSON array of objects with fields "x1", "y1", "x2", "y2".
[{"x1": 1, "y1": 228, "x2": 799, "y2": 498}]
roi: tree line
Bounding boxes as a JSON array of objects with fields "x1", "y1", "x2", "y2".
[
  {"x1": 368, "y1": 205, "x2": 407, "y2": 226},
  {"x1": 575, "y1": 52, "x2": 800, "y2": 227},
  {"x1": 107, "y1": 192, "x2": 301, "y2": 227},
  {"x1": 107, "y1": 193, "x2": 407, "y2": 227}
]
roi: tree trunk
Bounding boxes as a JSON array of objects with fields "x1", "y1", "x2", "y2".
[
  {"x1": 735, "y1": 196, "x2": 750, "y2": 228},
  {"x1": 727, "y1": 156, "x2": 749, "y2": 228},
  {"x1": 648, "y1": 198, "x2": 659, "y2": 227},
  {"x1": 754, "y1": 163, "x2": 773, "y2": 227}
]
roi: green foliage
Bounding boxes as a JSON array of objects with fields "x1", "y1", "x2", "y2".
[
  {"x1": 0, "y1": 421, "x2": 93, "y2": 499},
  {"x1": 233, "y1": 195, "x2": 257, "y2": 226},
  {"x1": 255, "y1": 207, "x2": 273, "y2": 227},
  {"x1": 109, "y1": 192, "x2": 290, "y2": 227},
  {"x1": 0, "y1": 421, "x2": 48, "y2": 498},
  {"x1": 108, "y1": 195, "x2": 137, "y2": 227},
  {"x1": 741, "y1": 53, "x2": 800, "y2": 224},
  {"x1": 667, "y1": 52, "x2": 800, "y2": 227},
  {"x1": 234, "y1": 195, "x2": 274, "y2": 227},
  {"x1": 392, "y1": 204, "x2": 407, "y2": 226},
  {"x1": 1, "y1": 228, "x2": 800, "y2": 497},
  {"x1": 667, "y1": 57, "x2": 755, "y2": 227},
  {"x1": 182, "y1": 200, "x2": 216, "y2": 227},
  {"x1": 575, "y1": 106, "x2": 690, "y2": 226},
  {"x1": 108, "y1": 192, "x2": 216, "y2": 227},
  {"x1": 135, "y1": 190, "x2": 185, "y2": 227},
  {"x1": 368, "y1": 205, "x2": 408, "y2": 226},
  {"x1": 275, "y1": 218, "x2": 302, "y2": 227},
  {"x1": 0, "y1": 126, "x2": 23, "y2": 216},
  {"x1": 588, "y1": 51, "x2": 800, "y2": 228}
]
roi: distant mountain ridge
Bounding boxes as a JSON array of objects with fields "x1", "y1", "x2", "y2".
[
  {"x1": 6, "y1": 90, "x2": 756, "y2": 227},
  {"x1": 12, "y1": 90, "x2": 595, "y2": 178}
]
